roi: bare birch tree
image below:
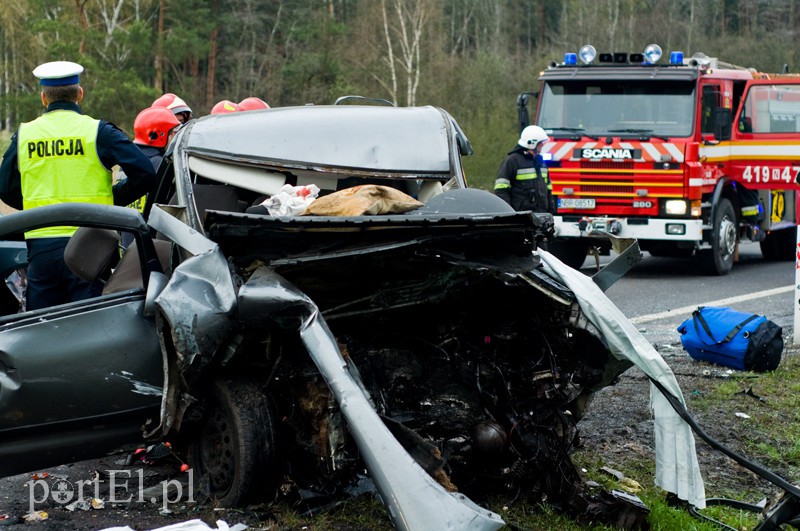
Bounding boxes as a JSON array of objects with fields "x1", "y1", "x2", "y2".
[{"x1": 380, "y1": 0, "x2": 427, "y2": 106}]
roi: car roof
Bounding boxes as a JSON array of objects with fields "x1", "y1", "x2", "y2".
[{"x1": 181, "y1": 105, "x2": 459, "y2": 174}]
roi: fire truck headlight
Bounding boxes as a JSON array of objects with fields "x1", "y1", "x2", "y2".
[
  {"x1": 665, "y1": 200, "x2": 688, "y2": 215},
  {"x1": 579, "y1": 45, "x2": 597, "y2": 64},
  {"x1": 643, "y1": 44, "x2": 662, "y2": 64},
  {"x1": 666, "y1": 223, "x2": 686, "y2": 235}
]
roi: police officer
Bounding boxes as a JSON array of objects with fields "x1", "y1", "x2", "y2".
[
  {"x1": 0, "y1": 61, "x2": 156, "y2": 310},
  {"x1": 494, "y1": 125, "x2": 556, "y2": 214}
]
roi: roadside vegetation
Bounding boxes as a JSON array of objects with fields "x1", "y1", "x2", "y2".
[{"x1": 2, "y1": 1, "x2": 799, "y2": 191}]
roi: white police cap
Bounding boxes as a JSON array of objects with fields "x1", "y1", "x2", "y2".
[{"x1": 32, "y1": 61, "x2": 84, "y2": 86}]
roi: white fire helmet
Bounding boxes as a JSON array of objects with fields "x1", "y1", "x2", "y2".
[{"x1": 518, "y1": 125, "x2": 549, "y2": 150}]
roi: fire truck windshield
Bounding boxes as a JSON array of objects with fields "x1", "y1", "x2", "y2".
[{"x1": 537, "y1": 80, "x2": 696, "y2": 138}]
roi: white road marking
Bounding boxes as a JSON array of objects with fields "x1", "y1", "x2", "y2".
[{"x1": 628, "y1": 285, "x2": 794, "y2": 324}]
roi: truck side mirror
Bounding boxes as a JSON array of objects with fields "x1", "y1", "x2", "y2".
[
  {"x1": 714, "y1": 107, "x2": 732, "y2": 141},
  {"x1": 517, "y1": 91, "x2": 538, "y2": 132}
]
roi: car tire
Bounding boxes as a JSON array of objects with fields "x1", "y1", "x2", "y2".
[
  {"x1": 760, "y1": 227, "x2": 795, "y2": 261},
  {"x1": 188, "y1": 378, "x2": 275, "y2": 507},
  {"x1": 549, "y1": 238, "x2": 589, "y2": 270},
  {"x1": 698, "y1": 198, "x2": 736, "y2": 276}
]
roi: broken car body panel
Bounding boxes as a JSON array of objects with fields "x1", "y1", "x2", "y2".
[{"x1": 0, "y1": 204, "x2": 164, "y2": 476}]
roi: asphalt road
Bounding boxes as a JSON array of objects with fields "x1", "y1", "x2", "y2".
[{"x1": 579, "y1": 241, "x2": 796, "y2": 348}]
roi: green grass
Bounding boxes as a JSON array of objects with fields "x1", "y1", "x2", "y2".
[{"x1": 0, "y1": 130, "x2": 10, "y2": 155}]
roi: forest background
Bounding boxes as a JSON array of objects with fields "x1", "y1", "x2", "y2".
[{"x1": 2, "y1": 0, "x2": 799, "y2": 190}]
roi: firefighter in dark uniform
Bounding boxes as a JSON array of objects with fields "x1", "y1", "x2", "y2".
[
  {"x1": 124, "y1": 106, "x2": 181, "y2": 211},
  {"x1": 118, "y1": 106, "x2": 180, "y2": 249},
  {"x1": 0, "y1": 61, "x2": 156, "y2": 310},
  {"x1": 494, "y1": 125, "x2": 556, "y2": 214}
]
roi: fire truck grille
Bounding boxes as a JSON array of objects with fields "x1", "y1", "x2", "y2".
[
  {"x1": 578, "y1": 162, "x2": 635, "y2": 194},
  {"x1": 582, "y1": 184, "x2": 634, "y2": 194},
  {"x1": 580, "y1": 162, "x2": 635, "y2": 171}
]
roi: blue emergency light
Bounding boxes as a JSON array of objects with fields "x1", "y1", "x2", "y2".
[
  {"x1": 670, "y1": 51, "x2": 684, "y2": 64},
  {"x1": 564, "y1": 53, "x2": 578, "y2": 65}
]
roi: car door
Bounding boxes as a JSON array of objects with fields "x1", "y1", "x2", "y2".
[{"x1": 0, "y1": 207, "x2": 164, "y2": 477}]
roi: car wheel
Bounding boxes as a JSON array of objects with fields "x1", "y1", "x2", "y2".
[
  {"x1": 188, "y1": 379, "x2": 275, "y2": 506},
  {"x1": 698, "y1": 198, "x2": 736, "y2": 275},
  {"x1": 760, "y1": 227, "x2": 795, "y2": 261},
  {"x1": 549, "y1": 238, "x2": 589, "y2": 270}
]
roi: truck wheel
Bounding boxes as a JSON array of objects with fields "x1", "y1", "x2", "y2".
[
  {"x1": 760, "y1": 228, "x2": 795, "y2": 261},
  {"x1": 698, "y1": 198, "x2": 736, "y2": 275},
  {"x1": 188, "y1": 379, "x2": 276, "y2": 506},
  {"x1": 549, "y1": 239, "x2": 588, "y2": 270}
]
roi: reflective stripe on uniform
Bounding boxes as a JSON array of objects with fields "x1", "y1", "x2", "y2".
[
  {"x1": 540, "y1": 167, "x2": 553, "y2": 190},
  {"x1": 515, "y1": 167, "x2": 538, "y2": 180},
  {"x1": 741, "y1": 205, "x2": 759, "y2": 217},
  {"x1": 494, "y1": 177, "x2": 511, "y2": 190}
]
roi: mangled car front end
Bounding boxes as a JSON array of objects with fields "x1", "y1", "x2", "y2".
[{"x1": 146, "y1": 194, "x2": 638, "y2": 529}]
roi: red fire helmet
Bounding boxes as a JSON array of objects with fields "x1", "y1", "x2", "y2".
[
  {"x1": 211, "y1": 100, "x2": 240, "y2": 114},
  {"x1": 133, "y1": 107, "x2": 180, "y2": 148},
  {"x1": 237, "y1": 97, "x2": 270, "y2": 111}
]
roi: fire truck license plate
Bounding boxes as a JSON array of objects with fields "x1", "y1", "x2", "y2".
[{"x1": 559, "y1": 198, "x2": 595, "y2": 209}]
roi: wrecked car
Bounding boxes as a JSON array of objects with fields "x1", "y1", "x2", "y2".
[{"x1": 0, "y1": 104, "x2": 705, "y2": 529}]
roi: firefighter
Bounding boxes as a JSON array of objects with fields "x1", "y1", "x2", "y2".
[
  {"x1": 0, "y1": 61, "x2": 156, "y2": 310},
  {"x1": 122, "y1": 106, "x2": 181, "y2": 212},
  {"x1": 117, "y1": 106, "x2": 180, "y2": 249},
  {"x1": 132, "y1": 106, "x2": 180, "y2": 172},
  {"x1": 211, "y1": 100, "x2": 239, "y2": 114},
  {"x1": 152, "y1": 93, "x2": 193, "y2": 124},
  {"x1": 494, "y1": 125, "x2": 556, "y2": 214},
  {"x1": 237, "y1": 97, "x2": 270, "y2": 111}
]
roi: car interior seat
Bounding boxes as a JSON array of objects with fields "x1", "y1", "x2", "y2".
[
  {"x1": 64, "y1": 227, "x2": 171, "y2": 295},
  {"x1": 102, "y1": 239, "x2": 172, "y2": 295},
  {"x1": 63, "y1": 227, "x2": 121, "y2": 284}
]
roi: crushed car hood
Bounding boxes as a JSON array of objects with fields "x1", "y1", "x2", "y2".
[{"x1": 203, "y1": 208, "x2": 549, "y2": 272}]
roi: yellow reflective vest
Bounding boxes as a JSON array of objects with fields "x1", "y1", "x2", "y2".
[{"x1": 17, "y1": 110, "x2": 113, "y2": 238}]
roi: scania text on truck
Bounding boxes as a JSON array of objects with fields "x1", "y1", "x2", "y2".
[{"x1": 520, "y1": 43, "x2": 800, "y2": 274}]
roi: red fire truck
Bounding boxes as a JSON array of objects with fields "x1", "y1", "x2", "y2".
[{"x1": 521, "y1": 43, "x2": 800, "y2": 274}]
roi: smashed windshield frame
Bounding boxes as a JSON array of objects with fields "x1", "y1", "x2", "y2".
[{"x1": 537, "y1": 80, "x2": 696, "y2": 138}]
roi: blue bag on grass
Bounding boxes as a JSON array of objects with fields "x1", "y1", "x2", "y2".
[{"x1": 677, "y1": 306, "x2": 783, "y2": 372}]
